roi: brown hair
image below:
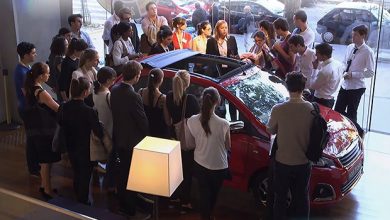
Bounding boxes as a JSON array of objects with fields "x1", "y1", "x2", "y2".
[
  {"x1": 24, "y1": 62, "x2": 49, "y2": 104},
  {"x1": 200, "y1": 87, "x2": 220, "y2": 136},
  {"x1": 122, "y1": 60, "x2": 143, "y2": 81},
  {"x1": 70, "y1": 77, "x2": 90, "y2": 98}
]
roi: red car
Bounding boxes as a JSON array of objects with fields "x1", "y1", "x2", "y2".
[{"x1": 115, "y1": 49, "x2": 364, "y2": 206}]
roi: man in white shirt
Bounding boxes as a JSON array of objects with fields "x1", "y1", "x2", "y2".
[
  {"x1": 141, "y1": 2, "x2": 168, "y2": 46},
  {"x1": 288, "y1": 35, "x2": 316, "y2": 90},
  {"x1": 311, "y1": 43, "x2": 343, "y2": 108},
  {"x1": 334, "y1": 25, "x2": 374, "y2": 137},
  {"x1": 292, "y1": 10, "x2": 315, "y2": 48},
  {"x1": 68, "y1": 14, "x2": 95, "y2": 49},
  {"x1": 102, "y1": 1, "x2": 123, "y2": 49}
]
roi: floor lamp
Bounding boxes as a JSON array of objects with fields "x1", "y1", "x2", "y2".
[{"x1": 127, "y1": 136, "x2": 183, "y2": 220}]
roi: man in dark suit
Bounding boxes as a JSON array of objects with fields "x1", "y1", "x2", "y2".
[{"x1": 111, "y1": 60, "x2": 149, "y2": 216}]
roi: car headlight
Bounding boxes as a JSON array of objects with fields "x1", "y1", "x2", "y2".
[{"x1": 313, "y1": 157, "x2": 335, "y2": 168}]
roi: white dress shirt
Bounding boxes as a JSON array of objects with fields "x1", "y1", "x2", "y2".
[
  {"x1": 112, "y1": 37, "x2": 135, "y2": 66},
  {"x1": 294, "y1": 47, "x2": 316, "y2": 89},
  {"x1": 102, "y1": 14, "x2": 121, "y2": 51},
  {"x1": 294, "y1": 26, "x2": 315, "y2": 48},
  {"x1": 311, "y1": 58, "x2": 343, "y2": 100},
  {"x1": 342, "y1": 42, "x2": 375, "y2": 90}
]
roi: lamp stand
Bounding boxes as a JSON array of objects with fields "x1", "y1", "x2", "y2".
[{"x1": 153, "y1": 195, "x2": 159, "y2": 220}]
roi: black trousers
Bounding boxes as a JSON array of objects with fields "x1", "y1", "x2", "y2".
[
  {"x1": 68, "y1": 150, "x2": 95, "y2": 204},
  {"x1": 313, "y1": 97, "x2": 335, "y2": 109},
  {"x1": 273, "y1": 161, "x2": 311, "y2": 220},
  {"x1": 117, "y1": 147, "x2": 137, "y2": 215},
  {"x1": 177, "y1": 150, "x2": 194, "y2": 204},
  {"x1": 334, "y1": 87, "x2": 366, "y2": 135},
  {"x1": 194, "y1": 162, "x2": 227, "y2": 220}
]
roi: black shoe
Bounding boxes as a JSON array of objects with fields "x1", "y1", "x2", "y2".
[{"x1": 40, "y1": 190, "x2": 53, "y2": 201}]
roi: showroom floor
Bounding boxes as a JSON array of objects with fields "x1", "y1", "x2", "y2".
[{"x1": 0, "y1": 128, "x2": 389, "y2": 219}]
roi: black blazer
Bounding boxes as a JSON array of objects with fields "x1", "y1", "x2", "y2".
[
  {"x1": 206, "y1": 36, "x2": 238, "y2": 58},
  {"x1": 130, "y1": 22, "x2": 140, "y2": 53},
  {"x1": 149, "y1": 43, "x2": 174, "y2": 55},
  {"x1": 111, "y1": 82, "x2": 149, "y2": 149},
  {"x1": 59, "y1": 100, "x2": 103, "y2": 154}
]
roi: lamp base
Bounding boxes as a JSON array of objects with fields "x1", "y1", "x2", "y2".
[{"x1": 0, "y1": 121, "x2": 21, "y2": 131}]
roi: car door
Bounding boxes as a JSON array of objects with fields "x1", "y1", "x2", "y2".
[{"x1": 157, "y1": 0, "x2": 176, "y2": 21}]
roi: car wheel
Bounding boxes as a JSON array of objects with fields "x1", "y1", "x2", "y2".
[
  {"x1": 322, "y1": 31, "x2": 334, "y2": 43},
  {"x1": 251, "y1": 171, "x2": 292, "y2": 207}
]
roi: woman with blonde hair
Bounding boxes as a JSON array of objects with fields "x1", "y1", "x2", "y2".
[
  {"x1": 206, "y1": 20, "x2": 238, "y2": 58},
  {"x1": 166, "y1": 70, "x2": 200, "y2": 212},
  {"x1": 72, "y1": 48, "x2": 99, "y2": 106},
  {"x1": 172, "y1": 17, "x2": 192, "y2": 50}
]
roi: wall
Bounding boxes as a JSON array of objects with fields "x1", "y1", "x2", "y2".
[{"x1": 0, "y1": 0, "x2": 71, "y2": 122}]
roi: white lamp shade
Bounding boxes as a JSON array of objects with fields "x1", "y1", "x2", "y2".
[{"x1": 126, "y1": 136, "x2": 183, "y2": 197}]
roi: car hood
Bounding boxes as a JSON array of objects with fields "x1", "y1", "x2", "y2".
[{"x1": 320, "y1": 106, "x2": 360, "y2": 157}]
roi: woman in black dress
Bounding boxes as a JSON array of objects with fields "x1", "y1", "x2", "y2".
[
  {"x1": 166, "y1": 70, "x2": 200, "y2": 212},
  {"x1": 139, "y1": 68, "x2": 170, "y2": 138},
  {"x1": 24, "y1": 62, "x2": 61, "y2": 200}
]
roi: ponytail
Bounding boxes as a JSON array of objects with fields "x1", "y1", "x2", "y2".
[
  {"x1": 23, "y1": 62, "x2": 49, "y2": 104},
  {"x1": 200, "y1": 87, "x2": 220, "y2": 136},
  {"x1": 147, "y1": 68, "x2": 163, "y2": 106},
  {"x1": 172, "y1": 70, "x2": 190, "y2": 106}
]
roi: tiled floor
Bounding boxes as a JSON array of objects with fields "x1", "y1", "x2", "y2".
[{"x1": 0, "y1": 129, "x2": 389, "y2": 219}]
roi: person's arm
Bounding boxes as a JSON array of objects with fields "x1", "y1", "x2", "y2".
[
  {"x1": 224, "y1": 121, "x2": 231, "y2": 151},
  {"x1": 160, "y1": 16, "x2": 168, "y2": 26},
  {"x1": 89, "y1": 109, "x2": 104, "y2": 139},
  {"x1": 206, "y1": 38, "x2": 218, "y2": 55},
  {"x1": 38, "y1": 90, "x2": 59, "y2": 112},
  {"x1": 59, "y1": 62, "x2": 70, "y2": 101},
  {"x1": 161, "y1": 96, "x2": 172, "y2": 126},
  {"x1": 112, "y1": 40, "x2": 129, "y2": 66},
  {"x1": 351, "y1": 49, "x2": 375, "y2": 78},
  {"x1": 266, "y1": 106, "x2": 278, "y2": 135},
  {"x1": 310, "y1": 67, "x2": 328, "y2": 90},
  {"x1": 102, "y1": 20, "x2": 113, "y2": 45},
  {"x1": 132, "y1": 93, "x2": 149, "y2": 136},
  {"x1": 83, "y1": 32, "x2": 95, "y2": 49},
  {"x1": 187, "y1": 95, "x2": 200, "y2": 118},
  {"x1": 192, "y1": 38, "x2": 198, "y2": 52},
  {"x1": 141, "y1": 18, "x2": 149, "y2": 35},
  {"x1": 273, "y1": 42, "x2": 295, "y2": 65}
]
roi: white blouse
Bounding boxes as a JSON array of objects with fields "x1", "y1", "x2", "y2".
[{"x1": 112, "y1": 37, "x2": 135, "y2": 66}]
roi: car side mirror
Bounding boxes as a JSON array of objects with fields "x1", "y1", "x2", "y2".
[{"x1": 230, "y1": 120, "x2": 244, "y2": 131}]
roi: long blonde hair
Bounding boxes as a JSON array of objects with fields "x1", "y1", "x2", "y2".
[
  {"x1": 214, "y1": 20, "x2": 228, "y2": 40},
  {"x1": 79, "y1": 49, "x2": 98, "y2": 68},
  {"x1": 172, "y1": 70, "x2": 190, "y2": 106}
]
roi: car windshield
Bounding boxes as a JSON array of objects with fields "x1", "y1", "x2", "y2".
[{"x1": 224, "y1": 66, "x2": 288, "y2": 124}]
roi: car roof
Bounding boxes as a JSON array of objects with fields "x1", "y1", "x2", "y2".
[
  {"x1": 140, "y1": 49, "x2": 252, "y2": 83},
  {"x1": 336, "y1": 2, "x2": 381, "y2": 11},
  {"x1": 141, "y1": 49, "x2": 201, "y2": 69}
]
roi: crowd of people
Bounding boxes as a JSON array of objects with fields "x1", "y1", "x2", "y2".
[{"x1": 12, "y1": 1, "x2": 375, "y2": 220}]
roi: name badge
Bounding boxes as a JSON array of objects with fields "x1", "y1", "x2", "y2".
[{"x1": 182, "y1": 38, "x2": 187, "y2": 44}]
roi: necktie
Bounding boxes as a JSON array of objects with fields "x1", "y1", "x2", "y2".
[{"x1": 345, "y1": 47, "x2": 358, "y2": 72}]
